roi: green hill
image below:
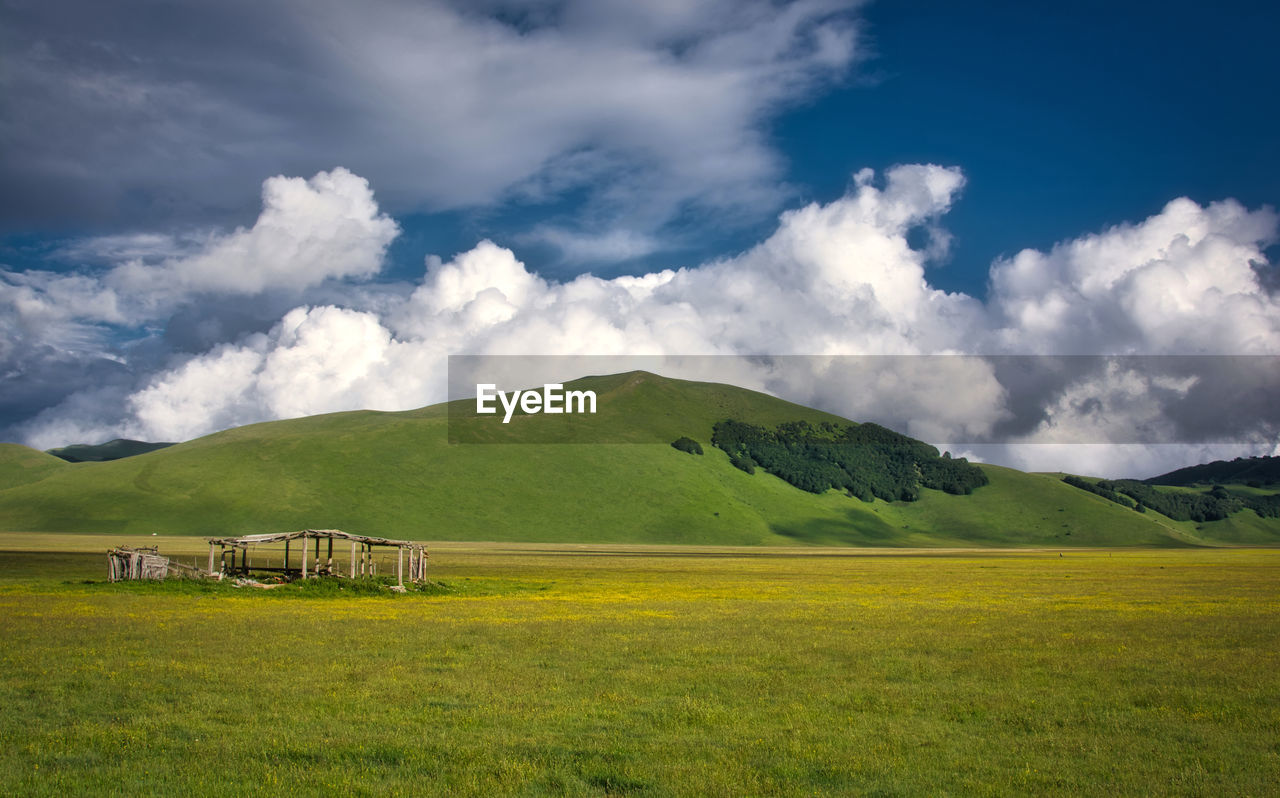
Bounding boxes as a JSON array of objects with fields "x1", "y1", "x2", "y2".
[
  {"x1": 0, "y1": 371, "x2": 1276, "y2": 546},
  {"x1": 0, "y1": 444, "x2": 72, "y2": 489}
]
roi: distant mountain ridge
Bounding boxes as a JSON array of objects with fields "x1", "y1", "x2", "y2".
[
  {"x1": 1144, "y1": 455, "x2": 1280, "y2": 487},
  {"x1": 47, "y1": 439, "x2": 176, "y2": 463}
]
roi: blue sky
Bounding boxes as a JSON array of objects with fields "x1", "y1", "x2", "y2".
[
  {"x1": 2, "y1": 0, "x2": 1277, "y2": 475},
  {"x1": 783, "y1": 0, "x2": 1280, "y2": 295}
]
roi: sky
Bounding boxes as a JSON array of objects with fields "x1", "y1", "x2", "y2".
[{"x1": 1, "y1": 0, "x2": 1277, "y2": 477}]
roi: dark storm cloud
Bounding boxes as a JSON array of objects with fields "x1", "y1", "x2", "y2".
[
  {"x1": 0, "y1": 0, "x2": 322, "y2": 226},
  {"x1": 0, "y1": 0, "x2": 863, "y2": 235}
]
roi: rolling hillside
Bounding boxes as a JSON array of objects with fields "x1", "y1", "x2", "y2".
[{"x1": 0, "y1": 371, "x2": 1275, "y2": 546}]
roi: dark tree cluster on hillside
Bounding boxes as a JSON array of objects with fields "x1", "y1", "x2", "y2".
[
  {"x1": 711, "y1": 419, "x2": 988, "y2": 502},
  {"x1": 1062, "y1": 476, "x2": 1280, "y2": 522},
  {"x1": 670, "y1": 437, "x2": 703, "y2": 455},
  {"x1": 1104, "y1": 481, "x2": 1241, "y2": 522},
  {"x1": 1245, "y1": 493, "x2": 1280, "y2": 518}
]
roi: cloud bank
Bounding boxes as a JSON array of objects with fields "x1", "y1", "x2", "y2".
[{"x1": 6, "y1": 164, "x2": 1277, "y2": 477}]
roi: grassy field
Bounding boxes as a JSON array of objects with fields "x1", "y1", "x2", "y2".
[{"x1": 2, "y1": 534, "x2": 1278, "y2": 795}]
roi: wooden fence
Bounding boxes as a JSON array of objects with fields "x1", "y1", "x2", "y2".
[{"x1": 107, "y1": 547, "x2": 169, "y2": 582}]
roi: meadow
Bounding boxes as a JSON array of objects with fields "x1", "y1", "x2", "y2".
[{"x1": 1, "y1": 535, "x2": 1278, "y2": 796}]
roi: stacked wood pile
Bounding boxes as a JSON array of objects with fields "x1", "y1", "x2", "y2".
[{"x1": 107, "y1": 546, "x2": 169, "y2": 581}]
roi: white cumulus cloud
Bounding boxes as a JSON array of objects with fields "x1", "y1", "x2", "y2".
[
  {"x1": 990, "y1": 196, "x2": 1279, "y2": 354},
  {"x1": 0, "y1": 168, "x2": 398, "y2": 364},
  {"x1": 118, "y1": 306, "x2": 436, "y2": 443},
  {"x1": 106, "y1": 168, "x2": 399, "y2": 305}
]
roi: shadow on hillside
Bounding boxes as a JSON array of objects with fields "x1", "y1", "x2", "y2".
[{"x1": 769, "y1": 506, "x2": 909, "y2": 547}]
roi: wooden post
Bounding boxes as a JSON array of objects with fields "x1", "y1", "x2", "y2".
[
  {"x1": 326, "y1": 536, "x2": 333, "y2": 575},
  {"x1": 350, "y1": 541, "x2": 357, "y2": 578},
  {"x1": 313, "y1": 535, "x2": 320, "y2": 577},
  {"x1": 301, "y1": 533, "x2": 309, "y2": 579},
  {"x1": 397, "y1": 546, "x2": 404, "y2": 588},
  {"x1": 284, "y1": 539, "x2": 290, "y2": 575},
  {"x1": 208, "y1": 543, "x2": 216, "y2": 576}
]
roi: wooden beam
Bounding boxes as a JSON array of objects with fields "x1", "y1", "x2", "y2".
[
  {"x1": 397, "y1": 546, "x2": 404, "y2": 588},
  {"x1": 301, "y1": 532, "x2": 309, "y2": 579}
]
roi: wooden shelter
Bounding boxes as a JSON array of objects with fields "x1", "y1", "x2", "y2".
[{"x1": 206, "y1": 529, "x2": 427, "y2": 588}]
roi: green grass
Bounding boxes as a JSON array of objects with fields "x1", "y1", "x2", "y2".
[
  {"x1": 1, "y1": 537, "x2": 1278, "y2": 796},
  {"x1": 0, "y1": 372, "x2": 1276, "y2": 547},
  {"x1": 0, "y1": 444, "x2": 71, "y2": 489}
]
